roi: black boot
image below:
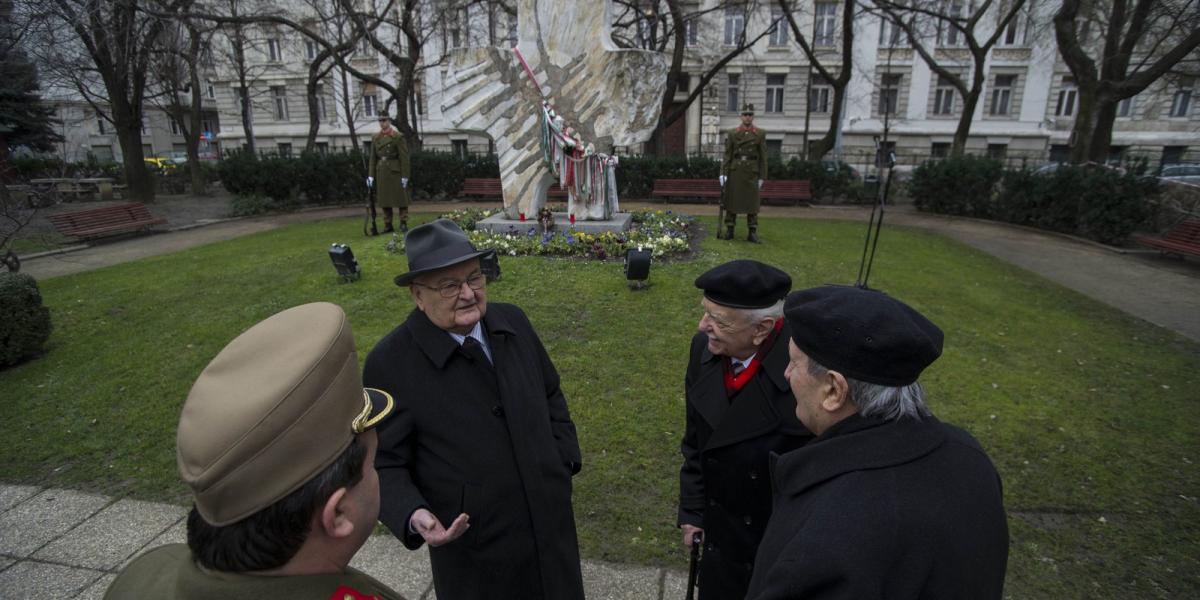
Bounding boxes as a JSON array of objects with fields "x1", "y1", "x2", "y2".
[
  {"x1": 725, "y1": 226, "x2": 735, "y2": 240},
  {"x1": 400, "y1": 221, "x2": 408, "y2": 233},
  {"x1": 382, "y1": 223, "x2": 394, "y2": 233},
  {"x1": 747, "y1": 230, "x2": 760, "y2": 244}
]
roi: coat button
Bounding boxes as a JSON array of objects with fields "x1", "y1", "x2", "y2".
[
  {"x1": 708, "y1": 498, "x2": 717, "y2": 507},
  {"x1": 749, "y1": 470, "x2": 759, "y2": 480},
  {"x1": 743, "y1": 515, "x2": 753, "y2": 525},
  {"x1": 491, "y1": 406, "x2": 505, "y2": 417}
]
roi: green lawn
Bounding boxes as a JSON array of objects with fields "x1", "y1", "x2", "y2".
[{"x1": 1, "y1": 215, "x2": 1197, "y2": 598}]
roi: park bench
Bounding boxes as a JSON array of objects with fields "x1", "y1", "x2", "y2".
[
  {"x1": 459, "y1": 177, "x2": 568, "y2": 200},
  {"x1": 1133, "y1": 219, "x2": 1200, "y2": 258},
  {"x1": 651, "y1": 179, "x2": 722, "y2": 202},
  {"x1": 760, "y1": 180, "x2": 813, "y2": 206},
  {"x1": 47, "y1": 202, "x2": 168, "y2": 240}
]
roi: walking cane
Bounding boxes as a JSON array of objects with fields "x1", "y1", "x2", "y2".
[{"x1": 686, "y1": 533, "x2": 702, "y2": 600}]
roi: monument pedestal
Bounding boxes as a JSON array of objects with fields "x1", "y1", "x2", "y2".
[{"x1": 476, "y1": 212, "x2": 633, "y2": 235}]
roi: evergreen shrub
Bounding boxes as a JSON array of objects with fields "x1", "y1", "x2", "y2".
[
  {"x1": 0, "y1": 272, "x2": 52, "y2": 367},
  {"x1": 910, "y1": 155, "x2": 1004, "y2": 217}
]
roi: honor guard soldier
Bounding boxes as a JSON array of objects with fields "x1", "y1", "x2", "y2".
[
  {"x1": 720, "y1": 104, "x2": 768, "y2": 243},
  {"x1": 105, "y1": 303, "x2": 406, "y2": 600},
  {"x1": 678, "y1": 260, "x2": 814, "y2": 599},
  {"x1": 367, "y1": 111, "x2": 412, "y2": 233}
]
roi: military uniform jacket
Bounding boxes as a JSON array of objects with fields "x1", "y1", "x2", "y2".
[
  {"x1": 746, "y1": 414, "x2": 1010, "y2": 600},
  {"x1": 103, "y1": 543, "x2": 405, "y2": 600},
  {"x1": 678, "y1": 323, "x2": 813, "y2": 600},
  {"x1": 721, "y1": 126, "x2": 768, "y2": 214},
  {"x1": 363, "y1": 303, "x2": 584, "y2": 600},
  {"x1": 369, "y1": 130, "x2": 411, "y2": 208}
]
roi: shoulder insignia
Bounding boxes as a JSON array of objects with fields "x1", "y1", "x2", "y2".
[{"x1": 330, "y1": 585, "x2": 379, "y2": 600}]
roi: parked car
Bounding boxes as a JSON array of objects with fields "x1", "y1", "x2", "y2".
[
  {"x1": 1159, "y1": 164, "x2": 1200, "y2": 186},
  {"x1": 144, "y1": 156, "x2": 176, "y2": 171}
]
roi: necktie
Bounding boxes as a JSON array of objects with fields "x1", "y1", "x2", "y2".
[
  {"x1": 461, "y1": 336, "x2": 492, "y2": 367},
  {"x1": 731, "y1": 361, "x2": 745, "y2": 376}
]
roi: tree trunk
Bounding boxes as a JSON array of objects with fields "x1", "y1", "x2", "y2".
[
  {"x1": 953, "y1": 89, "x2": 982, "y2": 156},
  {"x1": 1068, "y1": 81, "x2": 1101, "y2": 164},
  {"x1": 1087, "y1": 94, "x2": 1118, "y2": 163},
  {"x1": 305, "y1": 75, "x2": 321, "y2": 152},
  {"x1": 809, "y1": 84, "x2": 845, "y2": 160},
  {"x1": 109, "y1": 96, "x2": 154, "y2": 202}
]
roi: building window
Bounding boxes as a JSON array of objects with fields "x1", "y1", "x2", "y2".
[
  {"x1": 990, "y1": 74, "x2": 1016, "y2": 116},
  {"x1": 201, "y1": 119, "x2": 216, "y2": 135},
  {"x1": 305, "y1": 41, "x2": 318, "y2": 60},
  {"x1": 766, "y1": 139, "x2": 783, "y2": 157},
  {"x1": 931, "y1": 142, "x2": 951, "y2": 158},
  {"x1": 933, "y1": 75, "x2": 955, "y2": 115},
  {"x1": 726, "y1": 73, "x2": 740, "y2": 112},
  {"x1": 316, "y1": 85, "x2": 329, "y2": 122},
  {"x1": 987, "y1": 143, "x2": 1008, "y2": 160},
  {"x1": 765, "y1": 74, "x2": 786, "y2": 113},
  {"x1": 1117, "y1": 96, "x2": 1135, "y2": 118},
  {"x1": 723, "y1": 7, "x2": 744, "y2": 45},
  {"x1": 879, "y1": 14, "x2": 904, "y2": 48},
  {"x1": 98, "y1": 117, "x2": 107, "y2": 135},
  {"x1": 769, "y1": 7, "x2": 788, "y2": 46},
  {"x1": 170, "y1": 118, "x2": 182, "y2": 135},
  {"x1": 879, "y1": 73, "x2": 902, "y2": 115},
  {"x1": 1107, "y1": 145, "x2": 1126, "y2": 165},
  {"x1": 205, "y1": 81, "x2": 215, "y2": 99},
  {"x1": 939, "y1": 2, "x2": 965, "y2": 47},
  {"x1": 267, "y1": 38, "x2": 282, "y2": 62},
  {"x1": 1169, "y1": 78, "x2": 1193, "y2": 118},
  {"x1": 813, "y1": 2, "x2": 837, "y2": 47},
  {"x1": 362, "y1": 94, "x2": 377, "y2": 117},
  {"x1": 277, "y1": 142, "x2": 292, "y2": 157},
  {"x1": 1161, "y1": 146, "x2": 1186, "y2": 166},
  {"x1": 677, "y1": 72, "x2": 691, "y2": 93},
  {"x1": 1055, "y1": 76, "x2": 1077, "y2": 117},
  {"x1": 808, "y1": 75, "x2": 831, "y2": 113},
  {"x1": 140, "y1": 119, "x2": 147, "y2": 135},
  {"x1": 452, "y1": 139, "x2": 469, "y2": 158},
  {"x1": 685, "y1": 18, "x2": 698, "y2": 46},
  {"x1": 91, "y1": 145, "x2": 114, "y2": 162},
  {"x1": 272, "y1": 86, "x2": 289, "y2": 121},
  {"x1": 316, "y1": 142, "x2": 329, "y2": 154}
]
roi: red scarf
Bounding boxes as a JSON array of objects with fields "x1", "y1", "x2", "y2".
[{"x1": 723, "y1": 318, "x2": 784, "y2": 397}]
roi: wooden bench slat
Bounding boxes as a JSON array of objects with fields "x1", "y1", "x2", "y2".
[
  {"x1": 1135, "y1": 219, "x2": 1200, "y2": 257},
  {"x1": 49, "y1": 202, "x2": 168, "y2": 240}
]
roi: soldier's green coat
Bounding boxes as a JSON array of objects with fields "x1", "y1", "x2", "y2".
[
  {"x1": 721, "y1": 126, "x2": 768, "y2": 215},
  {"x1": 370, "y1": 130, "x2": 411, "y2": 209},
  {"x1": 103, "y1": 543, "x2": 406, "y2": 600}
]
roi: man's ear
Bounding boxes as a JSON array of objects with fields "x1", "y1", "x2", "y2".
[
  {"x1": 409, "y1": 285, "x2": 426, "y2": 312},
  {"x1": 751, "y1": 317, "x2": 776, "y2": 346},
  {"x1": 318, "y1": 487, "x2": 355, "y2": 540},
  {"x1": 820, "y1": 370, "x2": 851, "y2": 414}
]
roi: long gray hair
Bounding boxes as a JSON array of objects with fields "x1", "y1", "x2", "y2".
[{"x1": 806, "y1": 358, "x2": 932, "y2": 421}]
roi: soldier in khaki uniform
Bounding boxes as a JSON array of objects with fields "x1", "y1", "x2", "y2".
[
  {"x1": 105, "y1": 303, "x2": 406, "y2": 600},
  {"x1": 367, "y1": 111, "x2": 412, "y2": 233},
  {"x1": 720, "y1": 104, "x2": 768, "y2": 243}
]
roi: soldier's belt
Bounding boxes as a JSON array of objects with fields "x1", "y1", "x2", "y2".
[{"x1": 735, "y1": 155, "x2": 758, "y2": 160}]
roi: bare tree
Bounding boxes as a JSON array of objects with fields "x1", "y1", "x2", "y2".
[
  {"x1": 1054, "y1": 0, "x2": 1200, "y2": 163},
  {"x1": 148, "y1": 10, "x2": 212, "y2": 192},
  {"x1": 777, "y1": 0, "x2": 856, "y2": 160},
  {"x1": 870, "y1": 0, "x2": 1026, "y2": 157}
]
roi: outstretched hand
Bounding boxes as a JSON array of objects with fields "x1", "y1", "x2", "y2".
[{"x1": 410, "y1": 508, "x2": 470, "y2": 547}]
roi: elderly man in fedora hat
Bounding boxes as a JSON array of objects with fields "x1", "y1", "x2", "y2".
[
  {"x1": 105, "y1": 303, "x2": 405, "y2": 599},
  {"x1": 720, "y1": 103, "x2": 768, "y2": 243},
  {"x1": 367, "y1": 111, "x2": 411, "y2": 233},
  {"x1": 363, "y1": 219, "x2": 584, "y2": 600},
  {"x1": 745, "y1": 286, "x2": 1009, "y2": 600},
  {"x1": 678, "y1": 260, "x2": 814, "y2": 600}
]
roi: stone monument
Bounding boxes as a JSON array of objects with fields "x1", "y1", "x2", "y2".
[{"x1": 440, "y1": 0, "x2": 668, "y2": 229}]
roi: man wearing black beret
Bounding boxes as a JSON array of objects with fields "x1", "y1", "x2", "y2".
[
  {"x1": 678, "y1": 260, "x2": 814, "y2": 600},
  {"x1": 746, "y1": 285, "x2": 1009, "y2": 600}
]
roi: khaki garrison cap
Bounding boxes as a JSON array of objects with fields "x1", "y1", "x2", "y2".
[{"x1": 176, "y1": 302, "x2": 393, "y2": 526}]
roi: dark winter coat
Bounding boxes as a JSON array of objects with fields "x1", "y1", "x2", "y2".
[
  {"x1": 678, "y1": 324, "x2": 813, "y2": 600},
  {"x1": 363, "y1": 303, "x2": 584, "y2": 600},
  {"x1": 721, "y1": 126, "x2": 768, "y2": 214},
  {"x1": 369, "y1": 130, "x2": 411, "y2": 208},
  {"x1": 746, "y1": 413, "x2": 1009, "y2": 600}
]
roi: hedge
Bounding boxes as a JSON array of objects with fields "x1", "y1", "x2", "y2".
[
  {"x1": 911, "y1": 156, "x2": 1159, "y2": 245},
  {"x1": 0, "y1": 272, "x2": 52, "y2": 368}
]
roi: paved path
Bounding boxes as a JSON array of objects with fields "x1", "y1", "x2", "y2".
[
  {"x1": 20, "y1": 201, "x2": 1200, "y2": 341},
  {"x1": 0, "y1": 483, "x2": 692, "y2": 599}
]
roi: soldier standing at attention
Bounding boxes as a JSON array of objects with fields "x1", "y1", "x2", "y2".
[
  {"x1": 720, "y1": 104, "x2": 768, "y2": 243},
  {"x1": 367, "y1": 111, "x2": 412, "y2": 233}
]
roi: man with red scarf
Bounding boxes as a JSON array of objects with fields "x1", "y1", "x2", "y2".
[{"x1": 678, "y1": 260, "x2": 814, "y2": 600}]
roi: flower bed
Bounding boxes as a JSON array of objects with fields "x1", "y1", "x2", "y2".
[{"x1": 387, "y1": 208, "x2": 696, "y2": 260}]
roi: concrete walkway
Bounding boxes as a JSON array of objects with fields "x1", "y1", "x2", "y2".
[
  {"x1": 19, "y1": 201, "x2": 1200, "y2": 341},
  {"x1": 0, "y1": 483, "x2": 692, "y2": 599}
]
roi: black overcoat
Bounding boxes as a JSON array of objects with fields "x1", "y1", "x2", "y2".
[
  {"x1": 363, "y1": 303, "x2": 584, "y2": 600},
  {"x1": 678, "y1": 324, "x2": 813, "y2": 600},
  {"x1": 746, "y1": 414, "x2": 1009, "y2": 600}
]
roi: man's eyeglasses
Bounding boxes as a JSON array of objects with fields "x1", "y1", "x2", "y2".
[{"x1": 414, "y1": 272, "x2": 486, "y2": 298}]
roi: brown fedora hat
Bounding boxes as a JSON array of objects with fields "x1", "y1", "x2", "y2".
[{"x1": 394, "y1": 219, "x2": 490, "y2": 286}]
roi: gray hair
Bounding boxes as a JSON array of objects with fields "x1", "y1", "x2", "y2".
[
  {"x1": 740, "y1": 299, "x2": 785, "y2": 325},
  {"x1": 806, "y1": 358, "x2": 932, "y2": 421}
]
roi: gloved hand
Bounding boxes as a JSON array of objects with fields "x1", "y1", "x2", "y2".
[
  {"x1": 758, "y1": 179, "x2": 764, "y2": 190},
  {"x1": 366, "y1": 176, "x2": 374, "y2": 188},
  {"x1": 719, "y1": 175, "x2": 727, "y2": 187},
  {"x1": 401, "y1": 177, "x2": 408, "y2": 189}
]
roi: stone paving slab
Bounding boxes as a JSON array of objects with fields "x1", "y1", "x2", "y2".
[
  {"x1": 35, "y1": 498, "x2": 186, "y2": 570},
  {"x1": 581, "y1": 560, "x2": 663, "y2": 599},
  {"x1": 0, "y1": 556, "x2": 14, "y2": 571},
  {"x1": 0, "y1": 484, "x2": 40, "y2": 514},
  {"x1": 0, "y1": 489, "x2": 109, "y2": 557},
  {"x1": 662, "y1": 570, "x2": 690, "y2": 598},
  {"x1": 349, "y1": 534, "x2": 434, "y2": 599},
  {"x1": 74, "y1": 573, "x2": 116, "y2": 600},
  {"x1": 0, "y1": 560, "x2": 103, "y2": 598}
]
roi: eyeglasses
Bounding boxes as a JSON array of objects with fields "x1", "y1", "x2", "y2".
[{"x1": 414, "y1": 272, "x2": 486, "y2": 298}]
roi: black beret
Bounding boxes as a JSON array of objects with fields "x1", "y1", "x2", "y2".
[
  {"x1": 785, "y1": 286, "x2": 944, "y2": 386},
  {"x1": 695, "y1": 260, "x2": 791, "y2": 309}
]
